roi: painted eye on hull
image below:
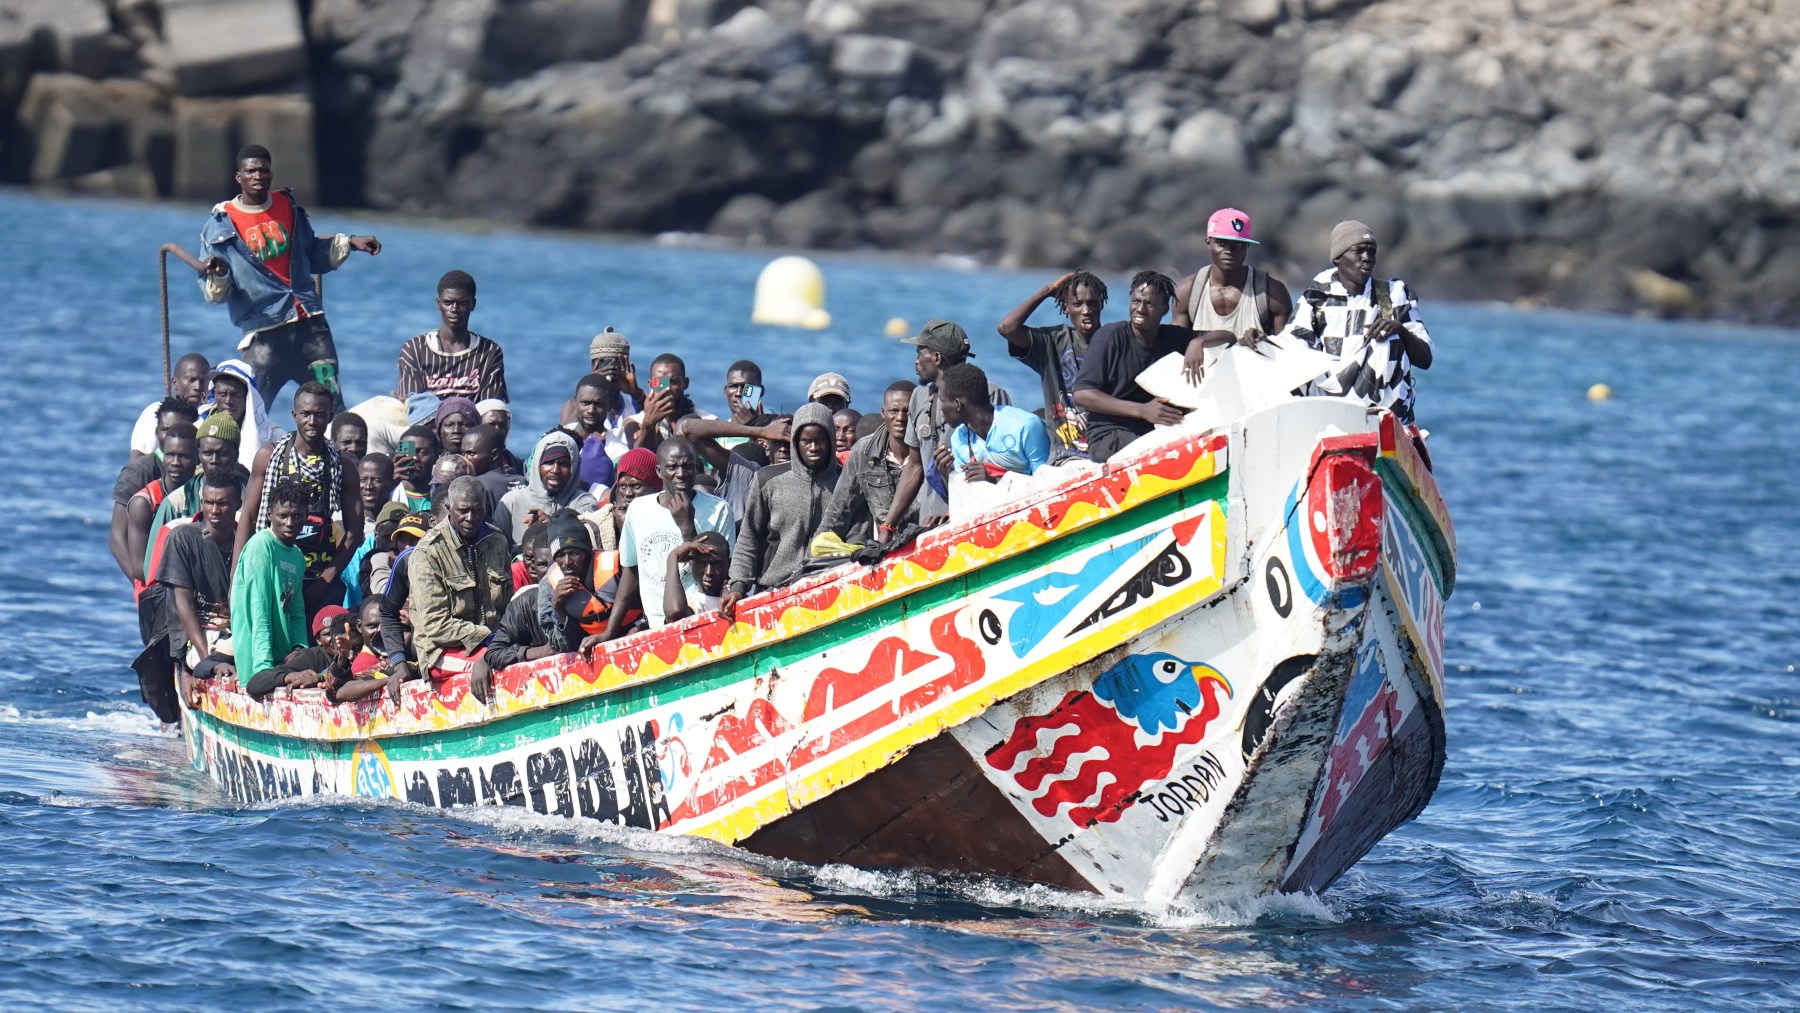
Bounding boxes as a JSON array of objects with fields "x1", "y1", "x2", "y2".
[{"x1": 1155, "y1": 659, "x2": 1183, "y2": 681}]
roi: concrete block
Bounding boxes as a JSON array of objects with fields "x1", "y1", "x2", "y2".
[
  {"x1": 159, "y1": 0, "x2": 308, "y2": 96},
  {"x1": 171, "y1": 91, "x2": 316, "y2": 200},
  {"x1": 171, "y1": 96, "x2": 237, "y2": 198},
  {"x1": 11, "y1": 74, "x2": 164, "y2": 183},
  {"x1": 2, "y1": 0, "x2": 114, "y2": 77},
  {"x1": 235, "y1": 92, "x2": 315, "y2": 197}
]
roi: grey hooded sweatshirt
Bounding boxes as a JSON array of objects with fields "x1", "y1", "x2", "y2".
[{"x1": 729, "y1": 402, "x2": 843, "y2": 591}]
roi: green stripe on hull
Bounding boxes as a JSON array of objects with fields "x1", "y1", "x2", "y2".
[{"x1": 197, "y1": 470, "x2": 1231, "y2": 766}]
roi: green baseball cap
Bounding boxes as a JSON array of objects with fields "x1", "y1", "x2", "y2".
[{"x1": 901, "y1": 319, "x2": 974, "y2": 357}]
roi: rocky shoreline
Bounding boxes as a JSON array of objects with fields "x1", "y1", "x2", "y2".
[{"x1": 4, "y1": 0, "x2": 1797, "y2": 322}]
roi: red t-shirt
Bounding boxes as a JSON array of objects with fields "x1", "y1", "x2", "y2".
[{"x1": 225, "y1": 193, "x2": 296, "y2": 286}]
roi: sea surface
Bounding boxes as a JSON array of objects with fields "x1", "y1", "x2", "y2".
[{"x1": 1, "y1": 188, "x2": 1796, "y2": 1012}]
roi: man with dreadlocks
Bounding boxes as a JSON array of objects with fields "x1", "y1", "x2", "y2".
[
  {"x1": 997, "y1": 270, "x2": 1107, "y2": 454},
  {"x1": 237, "y1": 381, "x2": 364, "y2": 618},
  {"x1": 1073, "y1": 271, "x2": 1231, "y2": 463}
]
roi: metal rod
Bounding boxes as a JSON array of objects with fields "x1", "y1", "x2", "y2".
[{"x1": 157, "y1": 243, "x2": 208, "y2": 395}]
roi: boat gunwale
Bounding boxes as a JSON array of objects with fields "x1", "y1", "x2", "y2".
[{"x1": 188, "y1": 428, "x2": 1233, "y2": 744}]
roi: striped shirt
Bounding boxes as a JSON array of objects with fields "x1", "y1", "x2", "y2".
[{"x1": 396, "y1": 330, "x2": 509, "y2": 401}]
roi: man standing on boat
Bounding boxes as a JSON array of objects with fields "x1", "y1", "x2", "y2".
[
  {"x1": 1283, "y1": 221, "x2": 1434, "y2": 423},
  {"x1": 996, "y1": 270, "x2": 1106, "y2": 455},
  {"x1": 229, "y1": 477, "x2": 311, "y2": 694},
  {"x1": 197, "y1": 144, "x2": 382, "y2": 412},
  {"x1": 408, "y1": 476, "x2": 513, "y2": 702},
  {"x1": 1171, "y1": 209, "x2": 1293, "y2": 345}
]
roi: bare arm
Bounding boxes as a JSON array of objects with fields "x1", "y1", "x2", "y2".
[
  {"x1": 125, "y1": 496, "x2": 155, "y2": 584},
  {"x1": 663, "y1": 550, "x2": 693, "y2": 624},
  {"x1": 108, "y1": 503, "x2": 136, "y2": 580},
  {"x1": 678, "y1": 416, "x2": 787, "y2": 445},
  {"x1": 997, "y1": 273, "x2": 1069, "y2": 353},
  {"x1": 601, "y1": 565, "x2": 639, "y2": 641},
  {"x1": 1171, "y1": 274, "x2": 1195, "y2": 329},
  {"x1": 328, "y1": 454, "x2": 364, "y2": 580},
  {"x1": 171, "y1": 585, "x2": 210, "y2": 659},
  {"x1": 1266, "y1": 276, "x2": 1293, "y2": 335}
]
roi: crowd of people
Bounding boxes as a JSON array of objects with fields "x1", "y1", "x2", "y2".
[{"x1": 116, "y1": 146, "x2": 1434, "y2": 718}]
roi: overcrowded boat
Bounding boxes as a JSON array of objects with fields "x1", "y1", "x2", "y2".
[{"x1": 180, "y1": 395, "x2": 1452, "y2": 909}]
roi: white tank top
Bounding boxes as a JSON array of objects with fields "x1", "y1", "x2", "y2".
[{"x1": 1187, "y1": 265, "x2": 1268, "y2": 336}]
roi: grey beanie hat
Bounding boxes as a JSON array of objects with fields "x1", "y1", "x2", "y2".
[{"x1": 1330, "y1": 220, "x2": 1376, "y2": 261}]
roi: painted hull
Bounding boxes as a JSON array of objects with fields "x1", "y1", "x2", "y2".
[{"x1": 180, "y1": 399, "x2": 1454, "y2": 910}]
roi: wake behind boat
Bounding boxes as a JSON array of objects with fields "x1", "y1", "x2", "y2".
[{"x1": 180, "y1": 397, "x2": 1452, "y2": 910}]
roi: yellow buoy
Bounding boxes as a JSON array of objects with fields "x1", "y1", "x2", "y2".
[
  {"x1": 1586, "y1": 383, "x2": 1613, "y2": 402},
  {"x1": 884, "y1": 317, "x2": 910, "y2": 338},
  {"x1": 752, "y1": 255, "x2": 830, "y2": 330}
]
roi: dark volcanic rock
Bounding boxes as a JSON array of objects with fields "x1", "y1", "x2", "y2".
[{"x1": 4, "y1": 0, "x2": 1800, "y2": 321}]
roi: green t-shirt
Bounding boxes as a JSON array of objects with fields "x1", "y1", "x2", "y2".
[{"x1": 229, "y1": 528, "x2": 309, "y2": 685}]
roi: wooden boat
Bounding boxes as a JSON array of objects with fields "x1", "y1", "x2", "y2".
[{"x1": 179, "y1": 397, "x2": 1453, "y2": 909}]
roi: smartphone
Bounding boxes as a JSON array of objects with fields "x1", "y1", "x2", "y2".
[
  {"x1": 650, "y1": 375, "x2": 672, "y2": 394},
  {"x1": 396, "y1": 439, "x2": 417, "y2": 457},
  {"x1": 740, "y1": 382, "x2": 763, "y2": 406}
]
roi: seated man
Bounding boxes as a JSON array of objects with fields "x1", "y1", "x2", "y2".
[
  {"x1": 723, "y1": 403, "x2": 842, "y2": 615},
  {"x1": 110, "y1": 398, "x2": 196, "y2": 583},
  {"x1": 245, "y1": 605, "x2": 381, "y2": 702},
  {"x1": 141, "y1": 412, "x2": 246, "y2": 585},
  {"x1": 463, "y1": 423, "x2": 525, "y2": 513},
  {"x1": 939, "y1": 363, "x2": 1052, "y2": 481},
  {"x1": 390, "y1": 425, "x2": 439, "y2": 512},
  {"x1": 375, "y1": 509, "x2": 432, "y2": 699},
  {"x1": 153, "y1": 474, "x2": 240, "y2": 705},
  {"x1": 407, "y1": 476, "x2": 513, "y2": 701},
  {"x1": 882, "y1": 321, "x2": 1012, "y2": 530},
  {"x1": 559, "y1": 329, "x2": 642, "y2": 434},
  {"x1": 662, "y1": 531, "x2": 731, "y2": 624},
  {"x1": 126, "y1": 424, "x2": 200, "y2": 594},
  {"x1": 358, "y1": 453, "x2": 396, "y2": 520},
  {"x1": 1071, "y1": 271, "x2": 1227, "y2": 463},
  {"x1": 128, "y1": 352, "x2": 210, "y2": 458},
  {"x1": 434, "y1": 396, "x2": 480, "y2": 456},
  {"x1": 581, "y1": 447, "x2": 659, "y2": 553},
  {"x1": 832, "y1": 408, "x2": 861, "y2": 464},
  {"x1": 819, "y1": 381, "x2": 916, "y2": 545},
  {"x1": 230, "y1": 477, "x2": 311, "y2": 695},
  {"x1": 475, "y1": 400, "x2": 525, "y2": 474},
  {"x1": 1284, "y1": 220, "x2": 1434, "y2": 423},
  {"x1": 600, "y1": 437, "x2": 735, "y2": 638},
  {"x1": 808, "y1": 372, "x2": 852, "y2": 413},
  {"x1": 396, "y1": 270, "x2": 509, "y2": 402},
  {"x1": 238, "y1": 381, "x2": 364, "y2": 618},
  {"x1": 330, "y1": 411, "x2": 368, "y2": 460},
  {"x1": 490, "y1": 512, "x2": 627, "y2": 668},
  {"x1": 495, "y1": 431, "x2": 599, "y2": 544},
  {"x1": 997, "y1": 270, "x2": 1106, "y2": 454}
]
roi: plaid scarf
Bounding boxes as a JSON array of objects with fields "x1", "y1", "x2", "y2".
[{"x1": 255, "y1": 431, "x2": 342, "y2": 533}]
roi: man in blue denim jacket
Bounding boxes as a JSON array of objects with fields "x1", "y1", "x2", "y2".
[{"x1": 198, "y1": 144, "x2": 381, "y2": 412}]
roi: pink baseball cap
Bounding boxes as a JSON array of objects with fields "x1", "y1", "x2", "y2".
[{"x1": 1206, "y1": 208, "x2": 1259, "y2": 245}]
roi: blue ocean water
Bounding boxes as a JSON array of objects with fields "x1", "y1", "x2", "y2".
[{"x1": 1, "y1": 188, "x2": 1796, "y2": 1011}]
